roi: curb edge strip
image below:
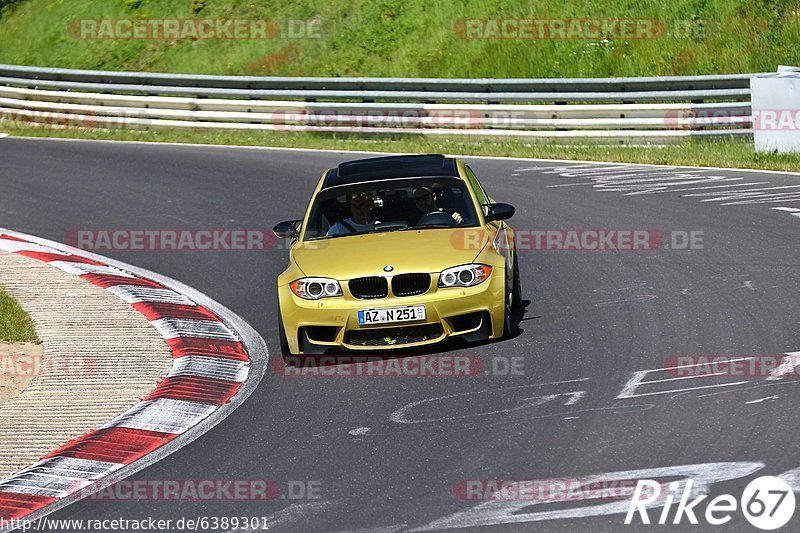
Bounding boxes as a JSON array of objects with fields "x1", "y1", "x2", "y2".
[{"x1": 0, "y1": 229, "x2": 267, "y2": 529}]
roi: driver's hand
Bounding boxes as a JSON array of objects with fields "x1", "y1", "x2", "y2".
[{"x1": 451, "y1": 212, "x2": 463, "y2": 224}]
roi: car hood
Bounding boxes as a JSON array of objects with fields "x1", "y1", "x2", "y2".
[{"x1": 292, "y1": 228, "x2": 490, "y2": 279}]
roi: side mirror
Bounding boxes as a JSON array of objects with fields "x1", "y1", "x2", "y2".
[
  {"x1": 484, "y1": 203, "x2": 515, "y2": 222},
  {"x1": 273, "y1": 219, "x2": 301, "y2": 239}
]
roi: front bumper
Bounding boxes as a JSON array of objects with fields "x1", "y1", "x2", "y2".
[{"x1": 278, "y1": 272, "x2": 505, "y2": 354}]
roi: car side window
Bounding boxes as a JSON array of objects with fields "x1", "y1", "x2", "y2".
[{"x1": 464, "y1": 165, "x2": 489, "y2": 216}]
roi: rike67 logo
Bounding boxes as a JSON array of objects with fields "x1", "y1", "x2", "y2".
[{"x1": 626, "y1": 476, "x2": 795, "y2": 530}]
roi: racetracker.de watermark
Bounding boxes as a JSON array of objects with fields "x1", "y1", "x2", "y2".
[
  {"x1": 0, "y1": 353, "x2": 97, "y2": 377},
  {"x1": 451, "y1": 229, "x2": 704, "y2": 252},
  {"x1": 664, "y1": 109, "x2": 800, "y2": 130},
  {"x1": 275, "y1": 355, "x2": 525, "y2": 377},
  {"x1": 453, "y1": 478, "x2": 652, "y2": 501},
  {"x1": 69, "y1": 479, "x2": 321, "y2": 501},
  {"x1": 454, "y1": 18, "x2": 712, "y2": 40},
  {"x1": 65, "y1": 229, "x2": 294, "y2": 252},
  {"x1": 664, "y1": 354, "x2": 800, "y2": 379},
  {"x1": 0, "y1": 109, "x2": 99, "y2": 129},
  {"x1": 67, "y1": 17, "x2": 323, "y2": 40}
]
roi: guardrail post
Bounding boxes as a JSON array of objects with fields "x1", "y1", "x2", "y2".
[{"x1": 751, "y1": 66, "x2": 800, "y2": 153}]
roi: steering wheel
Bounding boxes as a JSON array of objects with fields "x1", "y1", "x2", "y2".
[{"x1": 416, "y1": 211, "x2": 457, "y2": 227}]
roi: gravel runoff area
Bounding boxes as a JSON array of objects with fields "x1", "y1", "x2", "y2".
[
  {"x1": 0, "y1": 342, "x2": 42, "y2": 407},
  {"x1": 0, "y1": 250, "x2": 172, "y2": 479}
]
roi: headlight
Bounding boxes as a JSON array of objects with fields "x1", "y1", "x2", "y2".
[
  {"x1": 290, "y1": 277, "x2": 342, "y2": 299},
  {"x1": 438, "y1": 264, "x2": 492, "y2": 288}
]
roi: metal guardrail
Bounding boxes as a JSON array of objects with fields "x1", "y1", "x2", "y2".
[{"x1": 0, "y1": 63, "x2": 766, "y2": 144}]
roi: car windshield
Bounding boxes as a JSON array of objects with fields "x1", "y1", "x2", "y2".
[{"x1": 303, "y1": 177, "x2": 479, "y2": 240}]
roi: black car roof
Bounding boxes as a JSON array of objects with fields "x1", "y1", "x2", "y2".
[{"x1": 321, "y1": 154, "x2": 459, "y2": 189}]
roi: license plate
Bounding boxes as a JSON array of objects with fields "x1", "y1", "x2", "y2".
[{"x1": 358, "y1": 305, "x2": 426, "y2": 325}]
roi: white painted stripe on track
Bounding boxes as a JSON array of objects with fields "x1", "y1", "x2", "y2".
[
  {"x1": 531, "y1": 162, "x2": 800, "y2": 206},
  {"x1": 168, "y1": 355, "x2": 249, "y2": 382},
  {"x1": 151, "y1": 317, "x2": 238, "y2": 341},
  {"x1": 771, "y1": 206, "x2": 800, "y2": 218},
  {"x1": 107, "y1": 285, "x2": 196, "y2": 305},
  {"x1": 767, "y1": 352, "x2": 800, "y2": 380},
  {"x1": 646, "y1": 356, "x2": 754, "y2": 372},
  {"x1": 686, "y1": 184, "x2": 800, "y2": 198},
  {"x1": 102, "y1": 398, "x2": 217, "y2": 434}
]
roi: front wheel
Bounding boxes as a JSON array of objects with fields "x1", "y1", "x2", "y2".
[
  {"x1": 502, "y1": 249, "x2": 521, "y2": 338},
  {"x1": 502, "y1": 276, "x2": 513, "y2": 338}
]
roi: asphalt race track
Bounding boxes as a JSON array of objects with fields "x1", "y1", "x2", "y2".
[{"x1": 2, "y1": 136, "x2": 800, "y2": 532}]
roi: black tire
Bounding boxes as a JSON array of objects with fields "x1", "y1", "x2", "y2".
[
  {"x1": 502, "y1": 275, "x2": 513, "y2": 338},
  {"x1": 511, "y1": 249, "x2": 522, "y2": 308},
  {"x1": 501, "y1": 249, "x2": 521, "y2": 339}
]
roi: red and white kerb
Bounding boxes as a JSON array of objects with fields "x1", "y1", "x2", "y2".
[{"x1": 0, "y1": 233, "x2": 251, "y2": 521}]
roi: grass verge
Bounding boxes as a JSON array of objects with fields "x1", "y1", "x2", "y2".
[
  {"x1": 2, "y1": 123, "x2": 800, "y2": 172},
  {"x1": 0, "y1": 286, "x2": 39, "y2": 343},
  {"x1": 0, "y1": 0, "x2": 798, "y2": 77}
]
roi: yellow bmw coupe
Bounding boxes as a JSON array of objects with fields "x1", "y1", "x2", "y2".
[{"x1": 273, "y1": 154, "x2": 520, "y2": 355}]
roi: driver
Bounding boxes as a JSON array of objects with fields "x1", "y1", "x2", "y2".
[
  {"x1": 411, "y1": 187, "x2": 463, "y2": 225},
  {"x1": 327, "y1": 192, "x2": 380, "y2": 236}
]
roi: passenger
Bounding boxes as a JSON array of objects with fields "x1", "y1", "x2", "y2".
[
  {"x1": 327, "y1": 192, "x2": 381, "y2": 236},
  {"x1": 411, "y1": 186, "x2": 463, "y2": 225}
]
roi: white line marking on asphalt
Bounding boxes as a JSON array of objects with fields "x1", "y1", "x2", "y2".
[
  {"x1": 778, "y1": 468, "x2": 800, "y2": 494},
  {"x1": 616, "y1": 358, "x2": 755, "y2": 399},
  {"x1": 390, "y1": 379, "x2": 590, "y2": 424},
  {"x1": 661, "y1": 181, "x2": 771, "y2": 193},
  {"x1": 692, "y1": 379, "x2": 797, "y2": 399},
  {"x1": 745, "y1": 395, "x2": 780, "y2": 404},
  {"x1": 772, "y1": 206, "x2": 800, "y2": 218},
  {"x1": 686, "y1": 184, "x2": 800, "y2": 200},
  {"x1": 619, "y1": 382, "x2": 750, "y2": 399},
  {"x1": 644, "y1": 356, "x2": 754, "y2": 372},
  {"x1": 560, "y1": 391, "x2": 586, "y2": 405},
  {"x1": 532, "y1": 163, "x2": 800, "y2": 206},
  {"x1": 594, "y1": 295, "x2": 657, "y2": 307},
  {"x1": 411, "y1": 462, "x2": 765, "y2": 530},
  {"x1": 767, "y1": 352, "x2": 800, "y2": 380}
]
